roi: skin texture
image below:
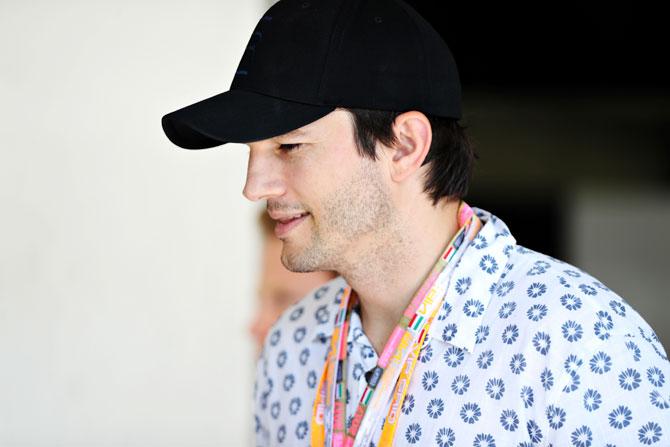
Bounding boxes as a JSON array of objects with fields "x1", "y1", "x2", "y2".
[
  {"x1": 249, "y1": 234, "x2": 335, "y2": 356},
  {"x1": 243, "y1": 108, "x2": 460, "y2": 355}
]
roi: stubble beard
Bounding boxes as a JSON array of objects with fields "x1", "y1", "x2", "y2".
[{"x1": 280, "y1": 158, "x2": 397, "y2": 274}]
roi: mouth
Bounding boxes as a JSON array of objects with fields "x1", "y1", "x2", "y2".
[{"x1": 274, "y1": 213, "x2": 310, "y2": 238}]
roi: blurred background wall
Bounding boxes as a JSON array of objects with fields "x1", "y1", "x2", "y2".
[
  {"x1": 1, "y1": 0, "x2": 668, "y2": 446},
  {"x1": 1, "y1": 0, "x2": 267, "y2": 446},
  {"x1": 404, "y1": 1, "x2": 670, "y2": 348}
]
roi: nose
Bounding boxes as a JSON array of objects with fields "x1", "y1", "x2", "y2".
[{"x1": 242, "y1": 147, "x2": 286, "y2": 202}]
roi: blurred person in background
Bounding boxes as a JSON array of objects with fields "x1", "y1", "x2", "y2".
[{"x1": 249, "y1": 208, "x2": 337, "y2": 355}]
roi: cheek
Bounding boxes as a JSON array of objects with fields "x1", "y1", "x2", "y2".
[{"x1": 294, "y1": 146, "x2": 358, "y2": 202}]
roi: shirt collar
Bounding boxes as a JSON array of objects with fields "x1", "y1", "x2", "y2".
[
  {"x1": 310, "y1": 279, "x2": 348, "y2": 344},
  {"x1": 428, "y1": 207, "x2": 517, "y2": 353},
  {"x1": 310, "y1": 206, "x2": 517, "y2": 355}
]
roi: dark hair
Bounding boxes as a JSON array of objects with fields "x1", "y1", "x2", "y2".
[{"x1": 344, "y1": 108, "x2": 478, "y2": 207}]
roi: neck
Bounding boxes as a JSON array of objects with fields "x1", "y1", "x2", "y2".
[{"x1": 339, "y1": 199, "x2": 461, "y2": 356}]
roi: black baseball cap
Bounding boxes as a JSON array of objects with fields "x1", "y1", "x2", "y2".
[{"x1": 161, "y1": 0, "x2": 461, "y2": 150}]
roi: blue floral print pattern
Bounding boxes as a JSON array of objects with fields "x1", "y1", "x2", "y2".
[{"x1": 253, "y1": 207, "x2": 670, "y2": 446}]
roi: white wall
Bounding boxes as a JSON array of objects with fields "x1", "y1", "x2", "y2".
[{"x1": 0, "y1": 1, "x2": 266, "y2": 445}]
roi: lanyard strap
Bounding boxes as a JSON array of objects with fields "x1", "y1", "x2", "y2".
[
  {"x1": 311, "y1": 200, "x2": 482, "y2": 447},
  {"x1": 376, "y1": 308, "x2": 433, "y2": 445}
]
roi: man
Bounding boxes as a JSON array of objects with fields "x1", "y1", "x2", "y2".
[
  {"x1": 250, "y1": 209, "x2": 337, "y2": 356},
  {"x1": 161, "y1": 1, "x2": 670, "y2": 446}
]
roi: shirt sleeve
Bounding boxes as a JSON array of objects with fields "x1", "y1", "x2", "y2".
[{"x1": 543, "y1": 330, "x2": 670, "y2": 446}]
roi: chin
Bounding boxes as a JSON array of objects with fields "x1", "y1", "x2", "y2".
[{"x1": 281, "y1": 249, "x2": 320, "y2": 273}]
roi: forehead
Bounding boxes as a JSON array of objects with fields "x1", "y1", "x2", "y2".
[
  {"x1": 245, "y1": 109, "x2": 352, "y2": 149},
  {"x1": 271, "y1": 109, "x2": 349, "y2": 141},
  {"x1": 277, "y1": 127, "x2": 309, "y2": 139}
]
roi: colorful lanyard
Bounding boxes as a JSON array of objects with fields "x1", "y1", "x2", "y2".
[{"x1": 310, "y1": 200, "x2": 483, "y2": 447}]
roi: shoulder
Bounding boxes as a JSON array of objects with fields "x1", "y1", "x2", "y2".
[
  {"x1": 496, "y1": 246, "x2": 670, "y2": 441},
  {"x1": 500, "y1": 244, "x2": 670, "y2": 401},
  {"x1": 504, "y1": 244, "x2": 664, "y2": 353}
]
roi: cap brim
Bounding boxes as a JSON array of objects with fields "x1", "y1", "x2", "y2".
[{"x1": 161, "y1": 89, "x2": 336, "y2": 149}]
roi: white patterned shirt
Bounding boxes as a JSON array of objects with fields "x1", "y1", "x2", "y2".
[{"x1": 253, "y1": 206, "x2": 670, "y2": 446}]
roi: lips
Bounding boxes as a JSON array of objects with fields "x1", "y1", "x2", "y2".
[
  {"x1": 274, "y1": 213, "x2": 310, "y2": 238},
  {"x1": 277, "y1": 212, "x2": 309, "y2": 224}
]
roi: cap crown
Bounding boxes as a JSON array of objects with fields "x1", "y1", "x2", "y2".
[{"x1": 231, "y1": 0, "x2": 461, "y2": 118}]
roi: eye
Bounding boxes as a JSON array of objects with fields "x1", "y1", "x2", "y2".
[{"x1": 278, "y1": 143, "x2": 302, "y2": 152}]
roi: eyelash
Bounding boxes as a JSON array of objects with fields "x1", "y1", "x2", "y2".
[{"x1": 279, "y1": 143, "x2": 301, "y2": 152}]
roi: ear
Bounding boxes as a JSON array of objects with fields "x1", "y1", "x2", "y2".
[{"x1": 385, "y1": 111, "x2": 432, "y2": 183}]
